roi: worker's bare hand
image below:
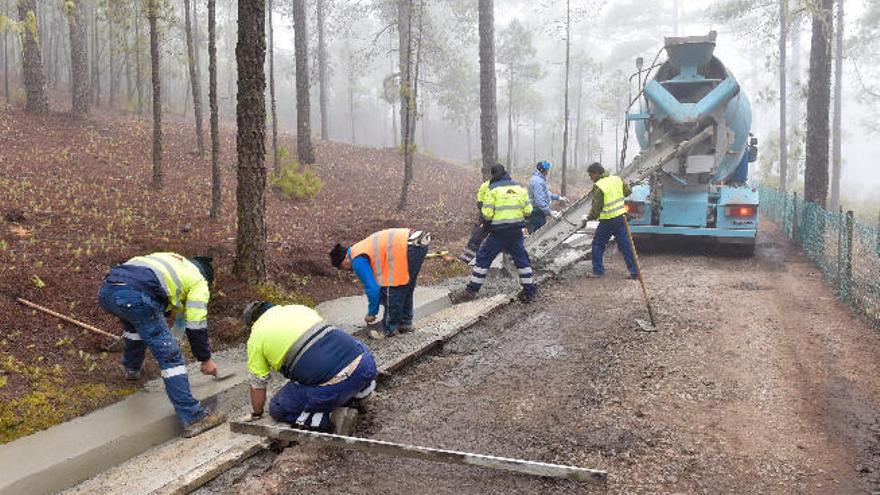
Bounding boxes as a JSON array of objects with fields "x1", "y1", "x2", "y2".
[
  {"x1": 364, "y1": 314, "x2": 377, "y2": 324},
  {"x1": 200, "y1": 359, "x2": 218, "y2": 377}
]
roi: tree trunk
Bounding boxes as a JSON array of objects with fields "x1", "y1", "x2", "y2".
[
  {"x1": 18, "y1": 0, "x2": 48, "y2": 113},
  {"x1": 789, "y1": 11, "x2": 802, "y2": 188},
  {"x1": 506, "y1": 66, "x2": 512, "y2": 166},
  {"x1": 92, "y1": 3, "x2": 100, "y2": 106},
  {"x1": 465, "y1": 120, "x2": 472, "y2": 162},
  {"x1": 828, "y1": 0, "x2": 843, "y2": 211},
  {"x1": 192, "y1": 0, "x2": 202, "y2": 106},
  {"x1": 67, "y1": 0, "x2": 88, "y2": 114},
  {"x1": 147, "y1": 1, "x2": 162, "y2": 189},
  {"x1": 108, "y1": 17, "x2": 115, "y2": 107},
  {"x1": 478, "y1": 0, "x2": 497, "y2": 180},
  {"x1": 803, "y1": 0, "x2": 832, "y2": 206},
  {"x1": 397, "y1": 0, "x2": 419, "y2": 211},
  {"x1": 124, "y1": 29, "x2": 132, "y2": 101},
  {"x1": 135, "y1": 1, "x2": 143, "y2": 116},
  {"x1": 208, "y1": 0, "x2": 221, "y2": 219},
  {"x1": 184, "y1": 0, "x2": 205, "y2": 155},
  {"x1": 389, "y1": 30, "x2": 398, "y2": 148},
  {"x1": 317, "y1": 0, "x2": 328, "y2": 140},
  {"x1": 4, "y1": 0, "x2": 8, "y2": 105},
  {"x1": 778, "y1": 0, "x2": 788, "y2": 193},
  {"x1": 268, "y1": 0, "x2": 278, "y2": 175},
  {"x1": 560, "y1": 0, "x2": 571, "y2": 196},
  {"x1": 397, "y1": 0, "x2": 410, "y2": 149},
  {"x1": 234, "y1": 0, "x2": 268, "y2": 283},
  {"x1": 293, "y1": 0, "x2": 315, "y2": 164}
]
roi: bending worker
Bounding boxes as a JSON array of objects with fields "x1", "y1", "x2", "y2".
[
  {"x1": 527, "y1": 160, "x2": 568, "y2": 233},
  {"x1": 451, "y1": 165, "x2": 537, "y2": 304},
  {"x1": 243, "y1": 302, "x2": 377, "y2": 431},
  {"x1": 97, "y1": 253, "x2": 226, "y2": 438},
  {"x1": 329, "y1": 228, "x2": 431, "y2": 339},
  {"x1": 585, "y1": 162, "x2": 639, "y2": 279},
  {"x1": 459, "y1": 164, "x2": 506, "y2": 264}
]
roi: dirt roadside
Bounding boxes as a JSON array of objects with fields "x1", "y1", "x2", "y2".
[{"x1": 208, "y1": 223, "x2": 880, "y2": 494}]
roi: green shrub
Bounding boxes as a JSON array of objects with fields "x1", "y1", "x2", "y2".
[
  {"x1": 254, "y1": 281, "x2": 315, "y2": 308},
  {"x1": 270, "y1": 147, "x2": 322, "y2": 200}
]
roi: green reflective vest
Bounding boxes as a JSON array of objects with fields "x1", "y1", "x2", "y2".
[
  {"x1": 124, "y1": 252, "x2": 210, "y2": 329},
  {"x1": 476, "y1": 181, "x2": 490, "y2": 209},
  {"x1": 246, "y1": 305, "x2": 325, "y2": 379},
  {"x1": 595, "y1": 176, "x2": 626, "y2": 220},
  {"x1": 481, "y1": 179, "x2": 533, "y2": 226}
]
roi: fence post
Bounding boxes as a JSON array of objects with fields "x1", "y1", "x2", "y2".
[
  {"x1": 845, "y1": 210, "x2": 854, "y2": 298},
  {"x1": 792, "y1": 192, "x2": 799, "y2": 243}
]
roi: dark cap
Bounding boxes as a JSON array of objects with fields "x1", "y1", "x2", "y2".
[
  {"x1": 490, "y1": 164, "x2": 506, "y2": 181},
  {"x1": 242, "y1": 300, "x2": 274, "y2": 328},
  {"x1": 329, "y1": 243, "x2": 347, "y2": 268},
  {"x1": 190, "y1": 256, "x2": 214, "y2": 286},
  {"x1": 587, "y1": 162, "x2": 605, "y2": 175}
]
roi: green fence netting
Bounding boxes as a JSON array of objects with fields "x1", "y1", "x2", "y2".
[{"x1": 759, "y1": 187, "x2": 880, "y2": 329}]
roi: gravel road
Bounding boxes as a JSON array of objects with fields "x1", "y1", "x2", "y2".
[{"x1": 213, "y1": 223, "x2": 880, "y2": 494}]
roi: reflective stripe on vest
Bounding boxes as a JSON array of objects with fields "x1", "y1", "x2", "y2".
[
  {"x1": 123, "y1": 253, "x2": 210, "y2": 326},
  {"x1": 349, "y1": 228, "x2": 411, "y2": 287},
  {"x1": 481, "y1": 180, "x2": 532, "y2": 224},
  {"x1": 595, "y1": 176, "x2": 626, "y2": 220}
]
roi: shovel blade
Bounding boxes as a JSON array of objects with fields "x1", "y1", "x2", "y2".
[{"x1": 635, "y1": 319, "x2": 657, "y2": 332}]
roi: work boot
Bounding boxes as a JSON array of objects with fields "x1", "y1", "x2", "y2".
[
  {"x1": 182, "y1": 410, "x2": 227, "y2": 438},
  {"x1": 585, "y1": 272, "x2": 604, "y2": 279},
  {"x1": 449, "y1": 288, "x2": 477, "y2": 305},
  {"x1": 122, "y1": 365, "x2": 142, "y2": 382},
  {"x1": 627, "y1": 273, "x2": 639, "y2": 280},
  {"x1": 367, "y1": 328, "x2": 386, "y2": 340},
  {"x1": 516, "y1": 290, "x2": 537, "y2": 304},
  {"x1": 398, "y1": 324, "x2": 415, "y2": 334}
]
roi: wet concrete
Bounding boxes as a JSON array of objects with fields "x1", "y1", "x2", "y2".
[{"x1": 316, "y1": 287, "x2": 452, "y2": 333}]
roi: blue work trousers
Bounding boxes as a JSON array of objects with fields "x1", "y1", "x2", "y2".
[
  {"x1": 379, "y1": 244, "x2": 428, "y2": 335},
  {"x1": 467, "y1": 227, "x2": 536, "y2": 296},
  {"x1": 97, "y1": 282, "x2": 205, "y2": 425},
  {"x1": 526, "y1": 210, "x2": 547, "y2": 234},
  {"x1": 269, "y1": 342, "x2": 378, "y2": 431},
  {"x1": 460, "y1": 215, "x2": 489, "y2": 263},
  {"x1": 591, "y1": 215, "x2": 639, "y2": 276}
]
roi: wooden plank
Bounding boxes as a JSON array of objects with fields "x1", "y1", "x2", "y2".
[
  {"x1": 154, "y1": 440, "x2": 268, "y2": 495},
  {"x1": 230, "y1": 420, "x2": 607, "y2": 484}
]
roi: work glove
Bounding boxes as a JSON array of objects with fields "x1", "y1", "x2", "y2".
[
  {"x1": 550, "y1": 210, "x2": 562, "y2": 220},
  {"x1": 559, "y1": 196, "x2": 569, "y2": 204}
]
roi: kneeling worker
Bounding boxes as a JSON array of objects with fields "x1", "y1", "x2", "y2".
[
  {"x1": 97, "y1": 252, "x2": 226, "y2": 438},
  {"x1": 243, "y1": 302, "x2": 377, "y2": 431},
  {"x1": 329, "y1": 228, "x2": 430, "y2": 339}
]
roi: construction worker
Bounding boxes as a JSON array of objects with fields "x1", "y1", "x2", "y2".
[
  {"x1": 329, "y1": 228, "x2": 431, "y2": 339},
  {"x1": 242, "y1": 302, "x2": 377, "y2": 432},
  {"x1": 97, "y1": 253, "x2": 226, "y2": 438},
  {"x1": 459, "y1": 164, "x2": 506, "y2": 263},
  {"x1": 451, "y1": 165, "x2": 537, "y2": 304},
  {"x1": 585, "y1": 162, "x2": 639, "y2": 279},
  {"x1": 527, "y1": 160, "x2": 568, "y2": 234}
]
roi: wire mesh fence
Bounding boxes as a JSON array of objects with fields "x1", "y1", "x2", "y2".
[{"x1": 759, "y1": 187, "x2": 880, "y2": 329}]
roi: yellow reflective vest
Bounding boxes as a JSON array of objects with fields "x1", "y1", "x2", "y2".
[
  {"x1": 481, "y1": 178, "x2": 533, "y2": 227},
  {"x1": 246, "y1": 305, "x2": 325, "y2": 380},
  {"x1": 476, "y1": 180, "x2": 490, "y2": 209},
  {"x1": 595, "y1": 176, "x2": 626, "y2": 220},
  {"x1": 124, "y1": 252, "x2": 210, "y2": 330}
]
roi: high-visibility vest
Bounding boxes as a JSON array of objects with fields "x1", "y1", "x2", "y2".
[
  {"x1": 349, "y1": 228, "x2": 411, "y2": 287},
  {"x1": 246, "y1": 305, "x2": 325, "y2": 379},
  {"x1": 124, "y1": 252, "x2": 210, "y2": 329},
  {"x1": 476, "y1": 181, "x2": 490, "y2": 209},
  {"x1": 481, "y1": 179, "x2": 533, "y2": 227},
  {"x1": 595, "y1": 175, "x2": 626, "y2": 220}
]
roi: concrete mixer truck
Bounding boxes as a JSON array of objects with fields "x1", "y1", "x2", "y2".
[
  {"x1": 525, "y1": 31, "x2": 759, "y2": 261},
  {"x1": 624, "y1": 31, "x2": 759, "y2": 254}
]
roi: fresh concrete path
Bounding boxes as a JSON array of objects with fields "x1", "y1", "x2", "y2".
[{"x1": 0, "y1": 348, "x2": 250, "y2": 495}]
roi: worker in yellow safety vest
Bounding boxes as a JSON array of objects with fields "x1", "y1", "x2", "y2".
[
  {"x1": 97, "y1": 252, "x2": 226, "y2": 438},
  {"x1": 585, "y1": 162, "x2": 639, "y2": 279},
  {"x1": 450, "y1": 165, "x2": 538, "y2": 304},
  {"x1": 329, "y1": 228, "x2": 431, "y2": 339},
  {"x1": 242, "y1": 302, "x2": 377, "y2": 432}
]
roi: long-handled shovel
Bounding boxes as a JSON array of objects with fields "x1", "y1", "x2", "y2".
[
  {"x1": 16, "y1": 297, "x2": 125, "y2": 351},
  {"x1": 623, "y1": 217, "x2": 657, "y2": 332}
]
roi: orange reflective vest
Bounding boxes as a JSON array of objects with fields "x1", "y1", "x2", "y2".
[{"x1": 349, "y1": 228, "x2": 411, "y2": 287}]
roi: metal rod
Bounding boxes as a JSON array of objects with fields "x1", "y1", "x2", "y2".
[
  {"x1": 16, "y1": 297, "x2": 120, "y2": 341},
  {"x1": 624, "y1": 216, "x2": 656, "y2": 326},
  {"x1": 230, "y1": 420, "x2": 607, "y2": 484}
]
